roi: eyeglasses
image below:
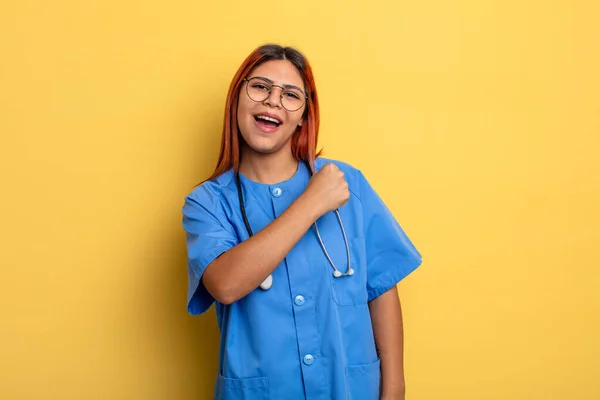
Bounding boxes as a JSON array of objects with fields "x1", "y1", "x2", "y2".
[{"x1": 243, "y1": 76, "x2": 307, "y2": 112}]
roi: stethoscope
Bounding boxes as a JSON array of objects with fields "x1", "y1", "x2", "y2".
[{"x1": 235, "y1": 160, "x2": 354, "y2": 290}]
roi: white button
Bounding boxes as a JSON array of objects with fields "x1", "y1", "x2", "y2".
[
  {"x1": 303, "y1": 354, "x2": 314, "y2": 365},
  {"x1": 294, "y1": 295, "x2": 305, "y2": 306},
  {"x1": 272, "y1": 187, "x2": 282, "y2": 197}
]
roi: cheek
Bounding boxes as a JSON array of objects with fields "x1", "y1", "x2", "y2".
[
  {"x1": 237, "y1": 98, "x2": 247, "y2": 120},
  {"x1": 237, "y1": 102, "x2": 255, "y2": 130},
  {"x1": 291, "y1": 113, "x2": 304, "y2": 128}
]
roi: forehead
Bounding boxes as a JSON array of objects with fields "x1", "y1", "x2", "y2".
[{"x1": 249, "y1": 60, "x2": 304, "y2": 88}]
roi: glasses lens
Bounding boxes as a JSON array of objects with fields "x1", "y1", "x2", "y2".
[
  {"x1": 281, "y1": 88, "x2": 305, "y2": 111},
  {"x1": 246, "y1": 78, "x2": 270, "y2": 102}
]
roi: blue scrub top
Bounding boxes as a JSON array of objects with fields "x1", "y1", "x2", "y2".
[{"x1": 182, "y1": 157, "x2": 422, "y2": 400}]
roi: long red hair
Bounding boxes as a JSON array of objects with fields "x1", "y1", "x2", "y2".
[{"x1": 203, "y1": 44, "x2": 321, "y2": 182}]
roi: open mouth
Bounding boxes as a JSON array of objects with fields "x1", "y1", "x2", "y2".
[{"x1": 254, "y1": 114, "x2": 282, "y2": 130}]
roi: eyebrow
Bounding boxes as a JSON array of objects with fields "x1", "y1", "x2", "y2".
[{"x1": 250, "y1": 76, "x2": 305, "y2": 94}]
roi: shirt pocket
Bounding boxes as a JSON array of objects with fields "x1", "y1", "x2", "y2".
[
  {"x1": 215, "y1": 373, "x2": 269, "y2": 400},
  {"x1": 345, "y1": 358, "x2": 381, "y2": 400},
  {"x1": 329, "y1": 237, "x2": 368, "y2": 306}
]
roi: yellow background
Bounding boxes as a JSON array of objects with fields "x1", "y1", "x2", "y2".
[{"x1": 1, "y1": 0, "x2": 599, "y2": 399}]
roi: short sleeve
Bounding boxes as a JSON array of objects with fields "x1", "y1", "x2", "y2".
[
  {"x1": 358, "y1": 171, "x2": 422, "y2": 301},
  {"x1": 182, "y1": 190, "x2": 238, "y2": 315}
]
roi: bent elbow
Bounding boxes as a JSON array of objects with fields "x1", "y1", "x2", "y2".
[
  {"x1": 202, "y1": 275, "x2": 239, "y2": 305},
  {"x1": 211, "y1": 285, "x2": 238, "y2": 305}
]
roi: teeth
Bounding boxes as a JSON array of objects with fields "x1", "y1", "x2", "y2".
[{"x1": 256, "y1": 115, "x2": 280, "y2": 125}]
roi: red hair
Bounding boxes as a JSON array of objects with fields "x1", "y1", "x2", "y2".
[{"x1": 203, "y1": 44, "x2": 321, "y2": 182}]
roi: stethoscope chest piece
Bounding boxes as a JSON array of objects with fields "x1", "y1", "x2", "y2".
[{"x1": 259, "y1": 274, "x2": 273, "y2": 290}]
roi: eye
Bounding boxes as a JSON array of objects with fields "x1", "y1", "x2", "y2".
[
  {"x1": 252, "y1": 83, "x2": 269, "y2": 91},
  {"x1": 284, "y1": 91, "x2": 301, "y2": 100}
]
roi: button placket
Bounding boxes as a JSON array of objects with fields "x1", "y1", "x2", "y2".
[{"x1": 269, "y1": 175, "x2": 326, "y2": 397}]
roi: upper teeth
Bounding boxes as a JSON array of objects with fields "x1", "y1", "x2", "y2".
[{"x1": 257, "y1": 115, "x2": 280, "y2": 124}]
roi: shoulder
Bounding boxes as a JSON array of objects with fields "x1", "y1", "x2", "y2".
[
  {"x1": 314, "y1": 157, "x2": 368, "y2": 200},
  {"x1": 315, "y1": 157, "x2": 360, "y2": 174},
  {"x1": 183, "y1": 169, "x2": 236, "y2": 215},
  {"x1": 314, "y1": 156, "x2": 365, "y2": 182}
]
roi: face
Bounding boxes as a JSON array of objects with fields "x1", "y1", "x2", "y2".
[{"x1": 237, "y1": 60, "x2": 306, "y2": 156}]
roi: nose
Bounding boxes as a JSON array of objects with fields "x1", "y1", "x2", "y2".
[{"x1": 263, "y1": 86, "x2": 284, "y2": 108}]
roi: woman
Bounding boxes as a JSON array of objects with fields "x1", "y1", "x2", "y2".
[{"x1": 182, "y1": 44, "x2": 422, "y2": 400}]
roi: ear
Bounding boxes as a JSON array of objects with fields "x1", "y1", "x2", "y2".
[{"x1": 298, "y1": 119, "x2": 303, "y2": 127}]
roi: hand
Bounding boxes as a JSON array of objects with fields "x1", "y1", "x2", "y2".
[{"x1": 303, "y1": 163, "x2": 350, "y2": 218}]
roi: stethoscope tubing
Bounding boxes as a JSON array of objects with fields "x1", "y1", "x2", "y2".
[{"x1": 235, "y1": 160, "x2": 354, "y2": 290}]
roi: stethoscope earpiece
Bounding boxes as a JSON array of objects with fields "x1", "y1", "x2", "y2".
[{"x1": 333, "y1": 268, "x2": 354, "y2": 278}]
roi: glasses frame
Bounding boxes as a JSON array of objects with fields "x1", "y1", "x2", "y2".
[{"x1": 242, "y1": 77, "x2": 308, "y2": 112}]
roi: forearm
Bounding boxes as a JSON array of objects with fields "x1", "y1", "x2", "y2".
[
  {"x1": 203, "y1": 193, "x2": 319, "y2": 304},
  {"x1": 369, "y1": 286, "x2": 406, "y2": 399}
]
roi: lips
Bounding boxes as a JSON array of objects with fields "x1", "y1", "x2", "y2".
[
  {"x1": 254, "y1": 112, "x2": 282, "y2": 133},
  {"x1": 254, "y1": 113, "x2": 282, "y2": 125}
]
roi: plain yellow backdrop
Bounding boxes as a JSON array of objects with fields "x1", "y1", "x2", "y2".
[{"x1": 1, "y1": 0, "x2": 599, "y2": 399}]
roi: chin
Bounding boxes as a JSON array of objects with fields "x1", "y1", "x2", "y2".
[
  {"x1": 245, "y1": 142, "x2": 281, "y2": 155},
  {"x1": 241, "y1": 130, "x2": 293, "y2": 156}
]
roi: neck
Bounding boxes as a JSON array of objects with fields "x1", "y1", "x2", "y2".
[{"x1": 239, "y1": 147, "x2": 299, "y2": 184}]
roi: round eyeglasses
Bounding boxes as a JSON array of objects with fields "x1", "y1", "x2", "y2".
[{"x1": 243, "y1": 76, "x2": 307, "y2": 112}]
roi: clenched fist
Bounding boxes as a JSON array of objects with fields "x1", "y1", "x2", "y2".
[{"x1": 303, "y1": 163, "x2": 350, "y2": 218}]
